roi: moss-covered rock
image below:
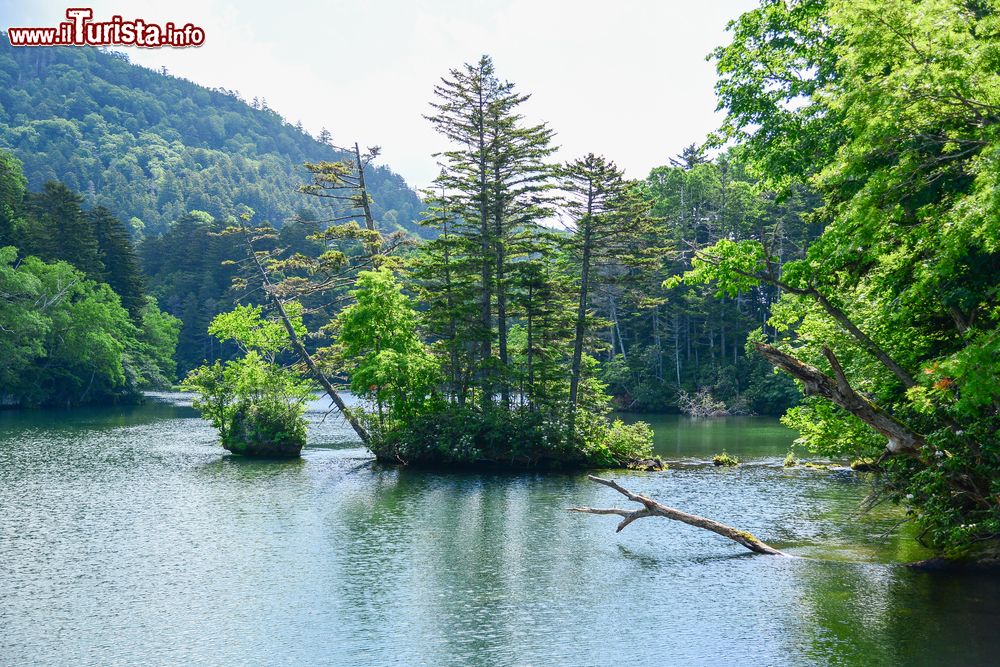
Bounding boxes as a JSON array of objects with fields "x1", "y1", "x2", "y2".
[
  {"x1": 712, "y1": 451, "x2": 739, "y2": 466},
  {"x1": 222, "y1": 403, "x2": 306, "y2": 458}
]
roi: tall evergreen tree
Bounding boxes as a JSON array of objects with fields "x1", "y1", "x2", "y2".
[
  {"x1": 559, "y1": 154, "x2": 658, "y2": 410},
  {"x1": 409, "y1": 192, "x2": 481, "y2": 405},
  {"x1": 89, "y1": 206, "x2": 146, "y2": 320},
  {"x1": 424, "y1": 54, "x2": 555, "y2": 409},
  {"x1": 23, "y1": 181, "x2": 104, "y2": 279}
]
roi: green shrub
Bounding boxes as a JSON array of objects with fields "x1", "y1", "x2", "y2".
[
  {"x1": 182, "y1": 305, "x2": 312, "y2": 457},
  {"x1": 369, "y1": 403, "x2": 655, "y2": 470},
  {"x1": 712, "y1": 451, "x2": 739, "y2": 467}
]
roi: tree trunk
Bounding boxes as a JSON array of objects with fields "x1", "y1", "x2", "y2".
[
  {"x1": 811, "y1": 291, "x2": 917, "y2": 389},
  {"x1": 526, "y1": 282, "x2": 535, "y2": 409},
  {"x1": 570, "y1": 475, "x2": 787, "y2": 556},
  {"x1": 754, "y1": 342, "x2": 923, "y2": 455},
  {"x1": 242, "y1": 225, "x2": 371, "y2": 446},
  {"x1": 674, "y1": 313, "x2": 682, "y2": 386},
  {"x1": 569, "y1": 221, "x2": 593, "y2": 407},
  {"x1": 353, "y1": 142, "x2": 376, "y2": 234},
  {"x1": 495, "y1": 200, "x2": 509, "y2": 408}
]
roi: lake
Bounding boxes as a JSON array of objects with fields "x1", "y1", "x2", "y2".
[{"x1": 1, "y1": 394, "x2": 997, "y2": 666}]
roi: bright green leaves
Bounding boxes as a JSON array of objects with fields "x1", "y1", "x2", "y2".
[
  {"x1": 0, "y1": 246, "x2": 178, "y2": 405},
  {"x1": 711, "y1": 0, "x2": 842, "y2": 185},
  {"x1": 332, "y1": 268, "x2": 440, "y2": 428},
  {"x1": 182, "y1": 304, "x2": 312, "y2": 454},
  {"x1": 207, "y1": 303, "x2": 302, "y2": 357},
  {"x1": 914, "y1": 327, "x2": 1000, "y2": 420},
  {"x1": 665, "y1": 239, "x2": 770, "y2": 298},
  {"x1": 713, "y1": 0, "x2": 1000, "y2": 556}
]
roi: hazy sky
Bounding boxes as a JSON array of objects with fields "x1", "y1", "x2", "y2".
[{"x1": 2, "y1": 0, "x2": 758, "y2": 189}]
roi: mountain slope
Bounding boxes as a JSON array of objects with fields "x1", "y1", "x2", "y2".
[{"x1": 0, "y1": 38, "x2": 425, "y2": 237}]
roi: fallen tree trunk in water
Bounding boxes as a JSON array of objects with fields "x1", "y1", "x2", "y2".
[{"x1": 569, "y1": 475, "x2": 787, "y2": 556}]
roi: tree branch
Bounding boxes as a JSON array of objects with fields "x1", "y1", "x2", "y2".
[
  {"x1": 755, "y1": 342, "x2": 923, "y2": 455},
  {"x1": 570, "y1": 475, "x2": 787, "y2": 556}
]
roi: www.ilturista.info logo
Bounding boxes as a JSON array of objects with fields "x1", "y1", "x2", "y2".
[{"x1": 8, "y1": 8, "x2": 205, "y2": 47}]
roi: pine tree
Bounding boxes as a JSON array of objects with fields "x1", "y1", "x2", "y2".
[
  {"x1": 408, "y1": 192, "x2": 480, "y2": 405},
  {"x1": 424, "y1": 55, "x2": 555, "y2": 410},
  {"x1": 89, "y1": 206, "x2": 146, "y2": 320},
  {"x1": 559, "y1": 154, "x2": 658, "y2": 409},
  {"x1": 24, "y1": 181, "x2": 104, "y2": 279}
]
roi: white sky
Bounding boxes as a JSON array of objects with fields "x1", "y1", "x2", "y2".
[{"x1": 2, "y1": 0, "x2": 758, "y2": 190}]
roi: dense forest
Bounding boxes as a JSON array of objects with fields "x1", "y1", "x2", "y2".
[
  {"x1": 0, "y1": 37, "x2": 426, "y2": 239},
  {"x1": 0, "y1": 151, "x2": 179, "y2": 406},
  {"x1": 7, "y1": 5, "x2": 1000, "y2": 667},
  {"x1": 597, "y1": 149, "x2": 815, "y2": 415},
  {"x1": 181, "y1": 0, "x2": 999, "y2": 559},
  {"x1": 0, "y1": 37, "x2": 432, "y2": 376},
  {"x1": 0, "y1": 32, "x2": 806, "y2": 411}
]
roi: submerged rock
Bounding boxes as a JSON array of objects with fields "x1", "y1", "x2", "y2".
[{"x1": 626, "y1": 457, "x2": 668, "y2": 472}]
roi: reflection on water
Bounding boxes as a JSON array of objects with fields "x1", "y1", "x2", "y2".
[{"x1": 0, "y1": 396, "x2": 996, "y2": 666}]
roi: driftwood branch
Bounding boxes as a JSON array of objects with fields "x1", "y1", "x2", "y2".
[
  {"x1": 754, "y1": 342, "x2": 923, "y2": 456},
  {"x1": 570, "y1": 475, "x2": 787, "y2": 556}
]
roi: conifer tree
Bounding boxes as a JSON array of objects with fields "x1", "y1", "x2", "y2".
[
  {"x1": 24, "y1": 181, "x2": 104, "y2": 279},
  {"x1": 559, "y1": 154, "x2": 658, "y2": 409},
  {"x1": 424, "y1": 55, "x2": 555, "y2": 409},
  {"x1": 89, "y1": 206, "x2": 146, "y2": 320}
]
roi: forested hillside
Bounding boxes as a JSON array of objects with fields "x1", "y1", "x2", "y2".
[{"x1": 0, "y1": 37, "x2": 425, "y2": 238}]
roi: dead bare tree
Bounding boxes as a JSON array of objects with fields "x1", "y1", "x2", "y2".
[{"x1": 570, "y1": 475, "x2": 787, "y2": 556}]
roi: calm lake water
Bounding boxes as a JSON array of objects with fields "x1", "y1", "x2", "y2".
[{"x1": 1, "y1": 394, "x2": 998, "y2": 666}]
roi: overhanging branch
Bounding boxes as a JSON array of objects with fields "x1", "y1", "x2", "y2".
[{"x1": 755, "y1": 342, "x2": 923, "y2": 455}]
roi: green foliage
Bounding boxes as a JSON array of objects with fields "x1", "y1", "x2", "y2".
[
  {"x1": 713, "y1": 0, "x2": 1000, "y2": 558},
  {"x1": 138, "y1": 296, "x2": 182, "y2": 384},
  {"x1": 182, "y1": 305, "x2": 312, "y2": 456},
  {"x1": 370, "y1": 403, "x2": 653, "y2": 469},
  {"x1": 712, "y1": 451, "x2": 739, "y2": 467},
  {"x1": 354, "y1": 57, "x2": 657, "y2": 469},
  {"x1": 0, "y1": 150, "x2": 25, "y2": 246},
  {"x1": 331, "y1": 268, "x2": 441, "y2": 432},
  {"x1": 21, "y1": 181, "x2": 103, "y2": 278},
  {"x1": 139, "y1": 210, "x2": 242, "y2": 374},
  {"x1": 592, "y1": 151, "x2": 814, "y2": 416},
  {"x1": 711, "y1": 0, "x2": 843, "y2": 185},
  {"x1": 209, "y1": 303, "x2": 299, "y2": 356},
  {"x1": 0, "y1": 151, "x2": 179, "y2": 404},
  {"x1": 0, "y1": 245, "x2": 178, "y2": 406},
  {"x1": 89, "y1": 205, "x2": 146, "y2": 319},
  {"x1": 667, "y1": 239, "x2": 770, "y2": 298}
]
